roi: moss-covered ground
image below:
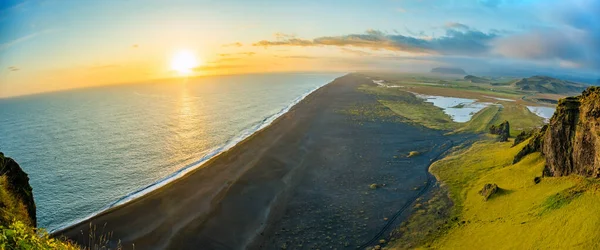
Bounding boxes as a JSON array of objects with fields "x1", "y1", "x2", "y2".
[{"x1": 389, "y1": 139, "x2": 600, "y2": 249}]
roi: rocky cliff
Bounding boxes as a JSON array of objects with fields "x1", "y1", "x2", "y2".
[
  {"x1": 543, "y1": 87, "x2": 600, "y2": 177},
  {"x1": 514, "y1": 87, "x2": 600, "y2": 177},
  {"x1": 0, "y1": 152, "x2": 36, "y2": 226}
]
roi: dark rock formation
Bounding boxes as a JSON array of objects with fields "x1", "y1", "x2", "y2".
[
  {"x1": 512, "y1": 75, "x2": 587, "y2": 94},
  {"x1": 543, "y1": 87, "x2": 600, "y2": 177},
  {"x1": 489, "y1": 121, "x2": 510, "y2": 142},
  {"x1": 431, "y1": 67, "x2": 466, "y2": 75},
  {"x1": 0, "y1": 152, "x2": 36, "y2": 226},
  {"x1": 513, "y1": 125, "x2": 547, "y2": 164},
  {"x1": 478, "y1": 183, "x2": 498, "y2": 201}
]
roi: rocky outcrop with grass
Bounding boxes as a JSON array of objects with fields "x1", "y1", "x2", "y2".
[
  {"x1": 0, "y1": 153, "x2": 78, "y2": 249},
  {"x1": 513, "y1": 125, "x2": 547, "y2": 164},
  {"x1": 0, "y1": 152, "x2": 36, "y2": 227},
  {"x1": 543, "y1": 87, "x2": 600, "y2": 177},
  {"x1": 489, "y1": 121, "x2": 510, "y2": 142},
  {"x1": 478, "y1": 183, "x2": 498, "y2": 201},
  {"x1": 512, "y1": 87, "x2": 600, "y2": 177},
  {"x1": 512, "y1": 130, "x2": 535, "y2": 147}
]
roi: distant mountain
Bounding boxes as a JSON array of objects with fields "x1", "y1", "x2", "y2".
[
  {"x1": 431, "y1": 67, "x2": 466, "y2": 75},
  {"x1": 512, "y1": 75, "x2": 587, "y2": 94},
  {"x1": 464, "y1": 75, "x2": 489, "y2": 83}
]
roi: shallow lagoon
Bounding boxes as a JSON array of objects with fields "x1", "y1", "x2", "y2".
[
  {"x1": 527, "y1": 106, "x2": 556, "y2": 121},
  {"x1": 414, "y1": 94, "x2": 492, "y2": 123}
]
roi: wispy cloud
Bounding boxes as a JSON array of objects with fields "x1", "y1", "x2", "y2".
[
  {"x1": 0, "y1": 29, "x2": 58, "y2": 51},
  {"x1": 445, "y1": 22, "x2": 470, "y2": 30},
  {"x1": 209, "y1": 57, "x2": 242, "y2": 63},
  {"x1": 340, "y1": 48, "x2": 373, "y2": 56},
  {"x1": 222, "y1": 42, "x2": 243, "y2": 47},
  {"x1": 219, "y1": 52, "x2": 256, "y2": 57},
  {"x1": 193, "y1": 64, "x2": 244, "y2": 71},
  {"x1": 89, "y1": 64, "x2": 120, "y2": 70},
  {"x1": 7, "y1": 66, "x2": 19, "y2": 71},
  {"x1": 276, "y1": 55, "x2": 319, "y2": 59},
  {"x1": 254, "y1": 28, "x2": 497, "y2": 56}
]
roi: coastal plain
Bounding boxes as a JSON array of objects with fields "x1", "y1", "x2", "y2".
[{"x1": 57, "y1": 74, "x2": 471, "y2": 249}]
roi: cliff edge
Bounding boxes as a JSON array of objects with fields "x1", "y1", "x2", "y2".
[
  {"x1": 514, "y1": 87, "x2": 600, "y2": 177},
  {"x1": 0, "y1": 152, "x2": 36, "y2": 227},
  {"x1": 543, "y1": 87, "x2": 600, "y2": 177}
]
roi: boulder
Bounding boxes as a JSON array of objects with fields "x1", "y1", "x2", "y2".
[{"x1": 478, "y1": 183, "x2": 499, "y2": 201}]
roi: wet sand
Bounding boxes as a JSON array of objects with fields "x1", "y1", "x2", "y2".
[{"x1": 57, "y1": 74, "x2": 468, "y2": 249}]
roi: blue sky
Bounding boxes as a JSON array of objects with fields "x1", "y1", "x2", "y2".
[{"x1": 0, "y1": 0, "x2": 598, "y2": 97}]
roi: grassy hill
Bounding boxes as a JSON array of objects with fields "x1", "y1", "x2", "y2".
[
  {"x1": 512, "y1": 75, "x2": 587, "y2": 94},
  {"x1": 463, "y1": 75, "x2": 490, "y2": 84}
]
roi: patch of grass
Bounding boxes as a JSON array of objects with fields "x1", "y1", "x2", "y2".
[
  {"x1": 0, "y1": 177, "x2": 30, "y2": 227},
  {"x1": 0, "y1": 221, "x2": 78, "y2": 249},
  {"x1": 453, "y1": 105, "x2": 501, "y2": 134},
  {"x1": 392, "y1": 139, "x2": 600, "y2": 249},
  {"x1": 408, "y1": 151, "x2": 420, "y2": 158},
  {"x1": 379, "y1": 99, "x2": 458, "y2": 130},
  {"x1": 357, "y1": 85, "x2": 459, "y2": 130},
  {"x1": 356, "y1": 76, "x2": 545, "y2": 137}
]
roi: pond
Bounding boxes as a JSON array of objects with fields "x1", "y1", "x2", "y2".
[{"x1": 413, "y1": 93, "x2": 493, "y2": 123}]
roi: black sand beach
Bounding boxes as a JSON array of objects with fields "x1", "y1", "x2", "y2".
[{"x1": 58, "y1": 74, "x2": 468, "y2": 249}]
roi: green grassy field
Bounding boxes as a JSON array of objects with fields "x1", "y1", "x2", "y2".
[
  {"x1": 388, "y1": 139, "x2": 600, "y2": 249},
  {"x1": 355, "y1": 73, "x2": 596, "y2": 249},
  {"x1": 489, "y1": 104, "x2": 545, "y2": 136},
  {"x1": 357, "y1": 76, "x2": 545, "y2": 136},
  {"x1": 358, "y1": 84, "x2": 460, "y2": 130}
]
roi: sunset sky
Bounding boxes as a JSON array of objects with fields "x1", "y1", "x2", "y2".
[{"x1": 1, "y1": 0, "x2": 599, "y2": 97}]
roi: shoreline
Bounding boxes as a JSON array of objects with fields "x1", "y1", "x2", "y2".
[
  {"x1": 57, "y1": 74, "x2": 459, "y2": 249},
  {"x1": 50, "y1": 75, "x2": 343, "y2": 234}
]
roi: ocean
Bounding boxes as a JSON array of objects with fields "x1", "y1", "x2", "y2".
[{"x1": 0, "y1": 73, "x2": 342, "y2": 231}]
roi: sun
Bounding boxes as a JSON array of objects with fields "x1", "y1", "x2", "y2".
[{"x1": 171, "y1": 50, "x2": 200, "y2": 74}]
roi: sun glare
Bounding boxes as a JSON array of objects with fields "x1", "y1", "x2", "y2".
[{"x1": 171, "y1": 50, "x2": 200, "y2": 74}]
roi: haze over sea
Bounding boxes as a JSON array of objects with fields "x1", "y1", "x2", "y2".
[{"x1": 0, "y1": 73, "x2": 341, "y2": 231}]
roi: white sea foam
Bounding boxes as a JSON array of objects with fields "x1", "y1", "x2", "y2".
[{"x1": 50, "y1": 76, "x2": 341, "y2": 233}]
